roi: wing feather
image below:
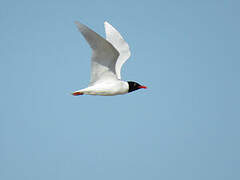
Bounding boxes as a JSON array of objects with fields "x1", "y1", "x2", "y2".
[
  {"x1": 75, "y1": 21, "x2": 119, "y2": 85},
  {"x1": 104, "y1": 21, "x2": 131, "y2": 79}
]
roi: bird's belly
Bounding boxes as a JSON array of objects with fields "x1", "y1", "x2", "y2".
[
  {"x1": 83, "y1": 82, "x2": 128, "y2": 96},
  {"x1": 86, "y1": 88, "x2": 126, "y2": 96}
]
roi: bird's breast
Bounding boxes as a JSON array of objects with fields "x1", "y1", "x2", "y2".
[{"x1": 84, "y1": 80, "x2": 128, "y2": 96}]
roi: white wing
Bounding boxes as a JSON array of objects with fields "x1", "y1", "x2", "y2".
[
  {"x1": 75, "y1": 21, "x2": 119, "y2": 85},
  {"x1": 104, "y1": 21, "x2": 131, "y2": 79}
]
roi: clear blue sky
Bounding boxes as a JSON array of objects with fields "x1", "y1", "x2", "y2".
[{"x1": 1, "y1": 0, "x2": 240, "y2": 180}]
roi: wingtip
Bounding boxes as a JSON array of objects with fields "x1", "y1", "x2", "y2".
[
  {"x1": 74, "y1": 21, "x2": 81, "y2": 26},
  {"x1": 74, "y1": 21, "x2": 87, "y2": 32},
  {"x1": 104, "y1": 21, "x2": 109, "y2": 28}
]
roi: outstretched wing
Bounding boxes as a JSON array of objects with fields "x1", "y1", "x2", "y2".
[
  {"x1": 75, "y1": 21, "x2": 119, "y2": 85},
  {"x1": 104, "y1": 21, "x2": 131, "y2": 79}
]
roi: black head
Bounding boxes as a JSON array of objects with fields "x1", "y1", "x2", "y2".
[{"x1": 127, "y1": 81, "x2": 147, "y2": 93}]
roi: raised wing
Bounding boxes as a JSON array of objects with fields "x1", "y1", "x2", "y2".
[
  {"x1": 104, "y1": 21, "x2": 131, "y2": 79},
  {"x1": 75, "y1": 21, "x2": 119, "y2": 85}
]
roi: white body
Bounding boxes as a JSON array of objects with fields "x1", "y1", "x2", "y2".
[
  {"x1": 72, "y1": 21, "x2": 131, "y2": 96},
  {"x1": 77, "y1": 80, "x2": 129, "y2": 96}
]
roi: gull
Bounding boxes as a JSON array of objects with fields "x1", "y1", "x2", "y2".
[{"x1": 72, "y1": 21, "x2": 147, "y2": 96}]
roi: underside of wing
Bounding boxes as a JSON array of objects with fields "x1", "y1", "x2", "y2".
[
  {"x1": 104, "y1": 21, "x2": 131, "y2": 79},
  {"x1": 75, "y1": 21, "x2": 119, "y2": 85}
]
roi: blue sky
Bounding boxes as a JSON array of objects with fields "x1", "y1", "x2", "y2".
[{"x1": 1, "y1": 0, "x2": 240, "y2": 180}]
